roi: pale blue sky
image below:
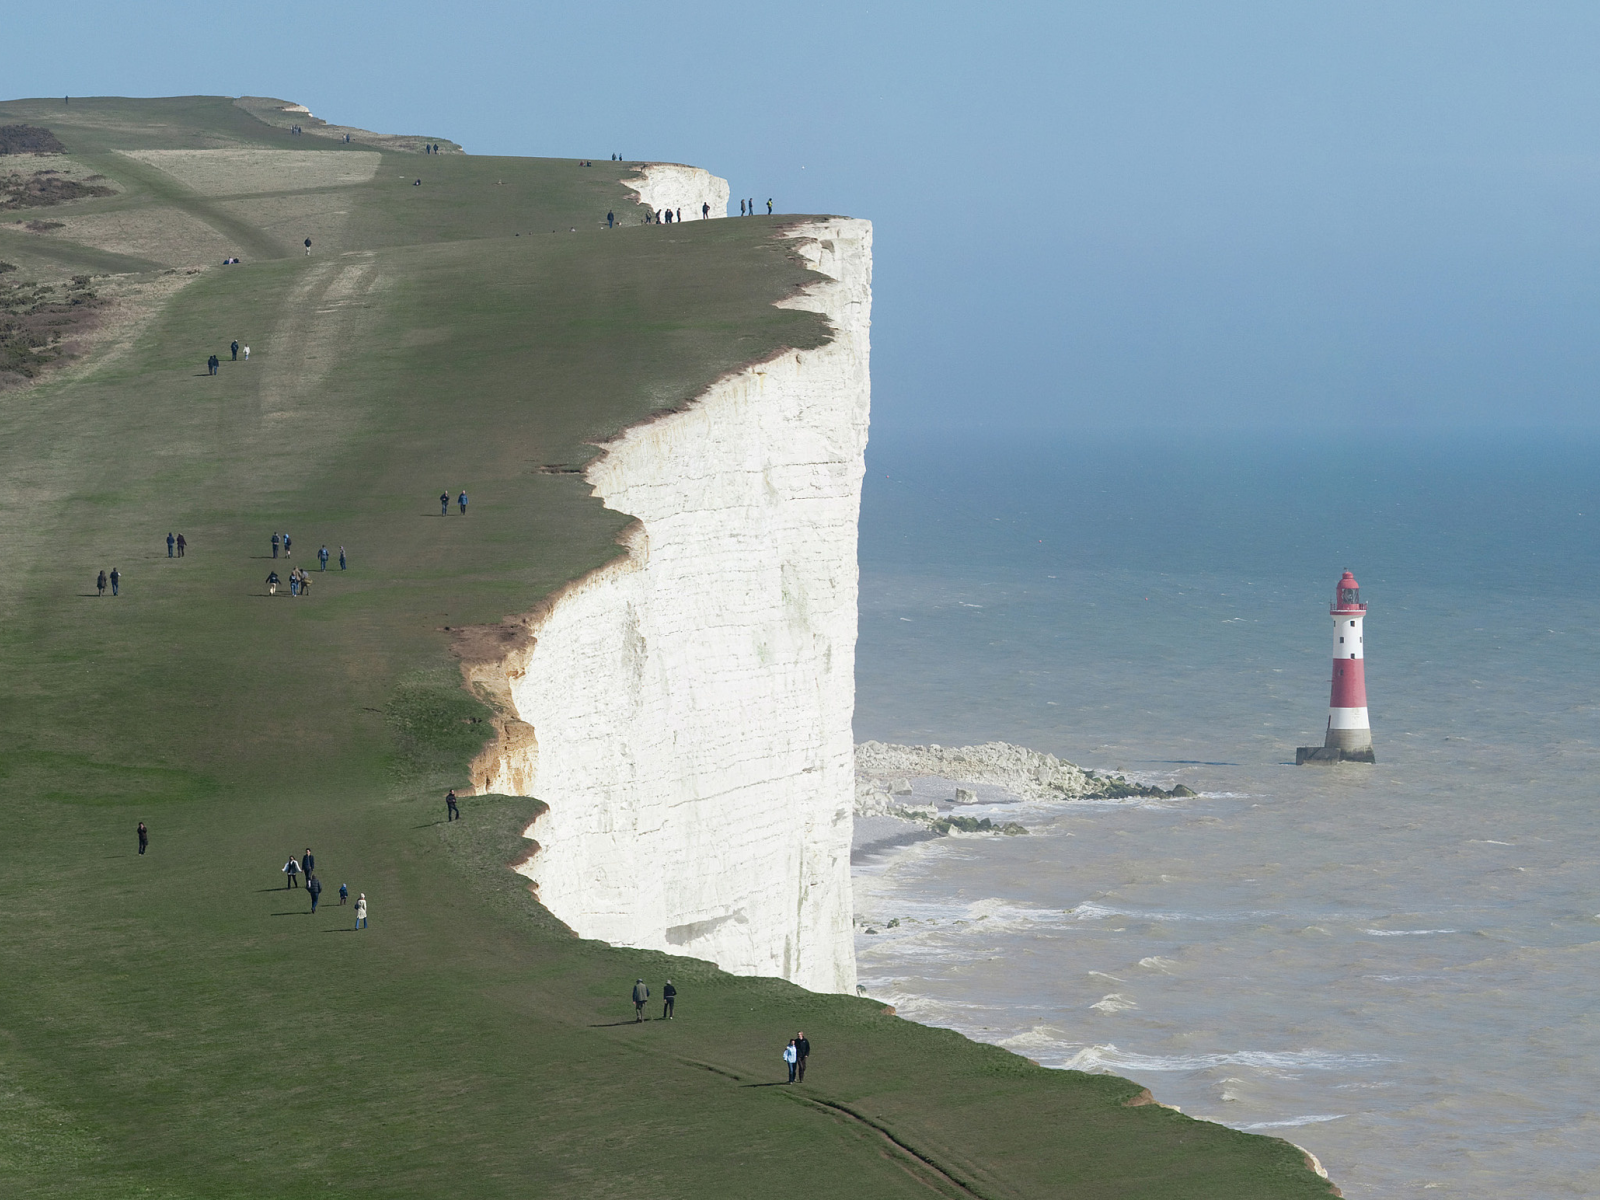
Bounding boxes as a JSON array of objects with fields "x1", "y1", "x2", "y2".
[{"x1": 12, "y1": 2, "x2": 1600, "y2": 431}]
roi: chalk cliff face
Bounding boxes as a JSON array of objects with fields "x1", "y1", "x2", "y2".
[
  {"x1": 467, "y1": 216, "x2": 871, "y2": 994},
  {"x1": 626, "y1": 163, "x2": 730, "y2": 220}
]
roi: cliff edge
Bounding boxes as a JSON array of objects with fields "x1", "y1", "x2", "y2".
[{"x1": 466, "y1": 212, "x2": 871, "y2": 994}]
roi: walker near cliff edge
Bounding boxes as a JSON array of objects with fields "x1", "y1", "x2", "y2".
[{"x1": 1298, "y1": 569, "x2": 1376, "y2": 764}]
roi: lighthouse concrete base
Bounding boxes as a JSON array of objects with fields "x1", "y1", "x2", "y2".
[{"x1": 1296, "y1": 746, "x2": 1376, "y2": 765}]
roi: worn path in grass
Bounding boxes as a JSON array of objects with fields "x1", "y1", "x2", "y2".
[{"x1": 0, "y1": 95, "x2": 1337, "y2": 1199}]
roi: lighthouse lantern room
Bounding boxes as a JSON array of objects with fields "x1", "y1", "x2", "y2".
[{"x1": 1296, "y1": 569, "x2": 1376, "y2": 765}]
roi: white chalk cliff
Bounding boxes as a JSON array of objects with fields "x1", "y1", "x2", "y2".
[
  {"x1": 466, "y1": 209, "x2": 870, "y2": 994},
  {"x1": 626, "y1": 163, "x2": 730, "y2": 220}
]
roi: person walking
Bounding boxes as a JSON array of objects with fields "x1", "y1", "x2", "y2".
[
  {"x1": 137, "y1": 821, "x2": 148, "y2": 855},
  {"x1": 662, "y1": 980, "x2": 676, "y2": 1020},
  {"x1": 176, "y1": 534, "x2": 186, "y2": 557},
  {"x1": 305, "y1": 237, "x2": 312, "y2": 256},
  {"x1": 632, "y1": 978, "x2": 650, "y2": 1022},
  {"x1": 795, "y1": 1031, "x2": 811, "y2": 1082},
  {"x1": 231, "y1": 340, "x2": 239, "y2": 362},
  {"x1": 282, "y1": 534, "x2": 291, "y2": 558},
  {"x1": 207, "y1": 354, "x2": 218, "y2": 376},
  {"x1": 167, "y1": 533, "x2": 175, "y2": 558},
  {"x1": 440, "y1": 491, "x2": 450, "y2": 516},
  {"x1": 272, "y1": 532, "x2": 280, "y2": 559},
  {"x1": 338, "y1": 546, "x2": 347, "y2": 570},
  {"x1": 339, "y1": 883, "x2": 348, "y2": 905},
  {"x1": 289, "y1": 570, "x2": 299, "y2": 597},
  {"x1": 783, "y1": 1039, "x2": 798, "y2": 1083},
  {"x1": 457, "y1": 490, "x2": 468, "y2": 515},
  {"x1": 702, "y1": 202, "x2": 709, "y2": 219},
  {"x1": 318, "y1": 545, "x2": 329, "y2": 571},
  {"x1": 109, "y1": 568, "x2": 120, "y2": 596},
  {"x1": 446, "y1": 789, "x2": 461, "y2": 822},
  {"x1": 96, "y1": 570, "x2": 107, "y2": 596},
  {"x1": 283, "y1": 855, "x2": 300, "y2": 888},
  {"x1": 265, "y1": 570, "x2": 280, "y2": 595},
  {"x1": 607, "y1": 210, "x2": 614, "y2": 229},
  {"x1": 307, "y1": 873, "x2": 323, "y2": 913},
  {"x1": 766, "y1": 198, "x2": 773, "y2": 214},
  {"x1": 300, "y1": 569, "x2": 312, "y2": 597},
  {"x1": 301, "y1": 848, "x2": 315, "y2": 880},
  {"x1": 740, "y1": 199, "x2": 745, "y2": 216},
  {"x1": 243, "y1": 345, "x2": 250, "y2": 362},
  {"x1": 354, "y1": 893, "x2": 367, "y2": 929}
]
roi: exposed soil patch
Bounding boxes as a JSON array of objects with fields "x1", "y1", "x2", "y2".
[
  {"x1": 1, "y1": 171, "x2": 115, "y2": 210},
  {"x1": 0, "y1": 125, "x2": 66, "y2": 155},
  {"x1": 0, "y1": 273, "x2": 108, "y2": 384},
  {"x1": 22, "y1": 220, "x2": 63, "y2": 233}
]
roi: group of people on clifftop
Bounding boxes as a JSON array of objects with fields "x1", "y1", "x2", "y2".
[{"x1": 280, "y1": 845, "x2": 367, "y2": 927}]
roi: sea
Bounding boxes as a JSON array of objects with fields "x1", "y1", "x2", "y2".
[{"x1": 850, "y1": 429, "x2": 1600, "y2": 1199}]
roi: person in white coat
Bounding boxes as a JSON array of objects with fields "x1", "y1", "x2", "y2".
[
  {"x1": 783, "y1": 1039, "x2": 798, "y2": 1084},
  {"x1": 354, "y1": 893, "x2": 367, "y2": 929}
]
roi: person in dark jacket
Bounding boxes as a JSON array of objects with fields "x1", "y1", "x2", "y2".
[
  {"x1": 307, "y1": 874, "x2": 323, "y2": 913},
  {"x1": 109, "y1": 568, "x2": 120, "y2": 596},
  {"x1": 301, "y1": 848, "x2": 314, "y2": 880},
  {"x1": 265, "y1": 570, "x2": 280, "y2": 595},
  {"x1": 272, "y1": 531, "x2": 280, "y2": 559},
  {"x1": 440, "y1": 491, "x2": 450, "y2": 516},
  {"x1": 318, "y1": 545, "x2": 329, "y2": 571},
  {"x1": 231, "y1": 339, "x2": 239, "y2": 361},
  {"x1": 96, "y1": 570, "x2": 107, "y2": 596},
  {"x1": 795, "y1": 1031, "x2": 811, "y2": 1082},
  {"x1": 167, "y1": 532, "x2": 175, "y2": 558},
  {"x1": 662, "y1": 980, "x2": 676, "y2": 1020},
  {"x1": 282, "y1": 534, "x2": 291, "y2": 558},
  {"x1": 607, "y1": 211, "x2": 614, "y2": 229},
  {"x1": 137, "y1": 822, "x2": 148, "y2": 855},
  {"x1": 176, "y1": 534, "x2": 186, "y2": 557},
  {"x1": 458, "y1": 490, "x2": 467, "y2": 515},
  {"x1": 632, "y1": 979, "x2": 650, "y2": 1022},
  {"x1": 446, "y1": 789, "x2": 461, "y2": 822}
]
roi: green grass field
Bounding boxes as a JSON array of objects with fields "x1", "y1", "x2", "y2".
[{"x1": 0, "y1": 96, "x2": 1337, "y2": 1198}]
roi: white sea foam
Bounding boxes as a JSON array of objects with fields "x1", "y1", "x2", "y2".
[
  {"x1": 1363, "y1": 929, "x2": 1458, "y2": 937},
  {"x1": 1090, "y1": 993, "x2": 1138, "y2": 1013},
  {"x1": 1060, "y1": 1045, "x2": 1390, "y2": 1073},
  {"x1": 1240, "y1": 1114, "x2": 1348, "y2": 1130}
]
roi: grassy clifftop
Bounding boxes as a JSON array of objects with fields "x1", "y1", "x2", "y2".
[{"x1": 0, "y1": 95, "x2": 1336, "y2": 1198}]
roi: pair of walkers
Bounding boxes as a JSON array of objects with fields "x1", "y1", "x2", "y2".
[
  {"x1": 165, "y1": 533, "x2": 187, "y2": 558},
  {"x1": 782, "y1": 1031, "x2": 812, "y2": 1083},
  {"x1": 95, "y1": 568, "x2": 120, "y2": 596},
  {"x1": 268, "y1": 566, "x2": 312, "y2": 596},
  {"x1": 440, "y1": 490, "x2": 467, "y2": 516},
  {"x1": 271, "y1": 532, "x2": 291, "y2": 559},
  {"x1": 630, "y1": 978, "x2": 677, "y2": 1021}
]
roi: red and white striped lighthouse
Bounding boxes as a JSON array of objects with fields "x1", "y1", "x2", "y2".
[{"x1": 1297, "y1": 570, "x2": 1376, "y2": 764}]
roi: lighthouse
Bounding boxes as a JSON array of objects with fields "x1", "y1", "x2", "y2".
[{"x1": 1296, "y1": 570, "x2": 1376, "y2": 764}]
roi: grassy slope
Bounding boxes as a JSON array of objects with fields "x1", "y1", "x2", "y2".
[{"x1": 0, "y1": 96, "x2": 1335, "y2": 1199}]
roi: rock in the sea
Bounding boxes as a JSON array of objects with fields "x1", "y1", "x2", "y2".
[{"x1": 955, "y1": 787, "x2": 977, "y2": 804}]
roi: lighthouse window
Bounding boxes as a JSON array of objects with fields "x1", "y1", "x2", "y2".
[
  {"x1": 1339, "y1": 636, "x2": 1345, "y2": 643},
  {"x1": 1350, "y1": 653, "x2": 1357, "y2": 659}
]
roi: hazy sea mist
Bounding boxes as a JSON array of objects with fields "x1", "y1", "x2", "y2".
[{"x1": 852, "y1": 429, "x2": 1600, "y2": 1199}]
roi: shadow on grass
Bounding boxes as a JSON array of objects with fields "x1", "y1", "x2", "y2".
[
  {"x1": 742, "y1": 1082, "x2": 791, "y2": 1088},
  {"x1": 322, "y1": 928, "x2": 360, "y2": 933},
  {"x1": 590, "y1": 1020, "x2": 652, "y2": 1028},
  {"x1": 270, "y1": 911, "x2": 312, "y2": 917}
]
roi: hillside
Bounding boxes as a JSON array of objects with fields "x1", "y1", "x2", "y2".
[{"x1": 0, "y1": 95, "x2": 1337, "y2": 1198}]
